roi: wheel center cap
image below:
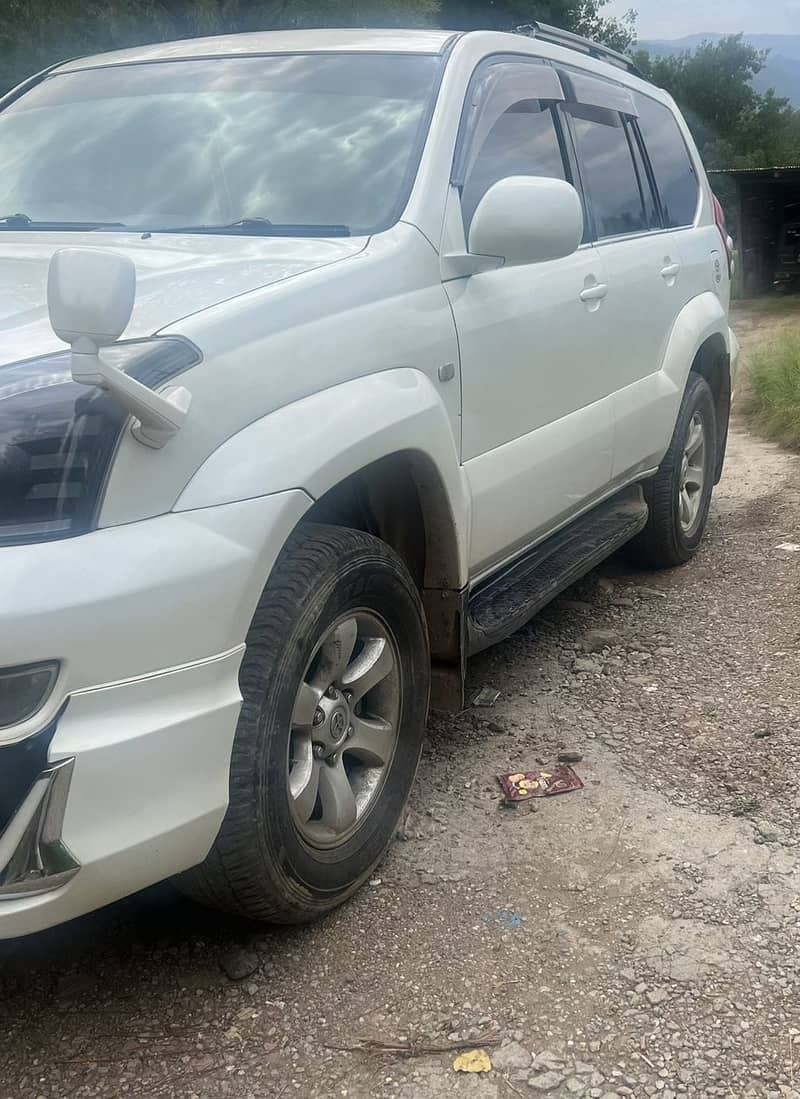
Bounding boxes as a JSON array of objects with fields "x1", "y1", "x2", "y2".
[{"x1": 329, "y1": 707, "x2": 348, "y2": 742}]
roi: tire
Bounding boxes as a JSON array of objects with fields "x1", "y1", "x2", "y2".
[
  {"x1": 629, "y1": 373, "x2": 717, "y2": 568},
  {"x1": 177, "y1": 523, "x2": 430, "y2": 923}
]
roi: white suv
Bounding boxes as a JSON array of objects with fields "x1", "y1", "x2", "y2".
[{"x1": 0, "y1": 26, "x2": 737, "y2": 937}]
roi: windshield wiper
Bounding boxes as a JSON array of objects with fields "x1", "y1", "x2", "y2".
[
  {"x1": 151, "y1": 218, "x2": 351, "y2": 237},
  {"x1": 0, "y1": 213, "x2": 127, "y2": 230}
]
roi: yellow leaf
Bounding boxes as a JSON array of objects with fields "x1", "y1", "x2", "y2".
[{"x1": 453, "y1": 1049, "x2": 492, "y2": 1074}]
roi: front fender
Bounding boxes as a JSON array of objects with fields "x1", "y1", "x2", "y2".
[{"x1": 176, "y1": 368, "x2": 471, "y2": 587}]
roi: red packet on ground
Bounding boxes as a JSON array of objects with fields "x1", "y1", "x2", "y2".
[{"x1": 497, "y1": 766, "x2": 583, "y2": 801}]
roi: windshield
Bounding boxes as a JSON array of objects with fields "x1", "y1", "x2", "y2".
[{"x1": 0, "y1": 52, "x2": 441, "y2": 235}]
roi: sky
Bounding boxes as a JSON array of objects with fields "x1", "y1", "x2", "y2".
[{"x1": 603, "y1": 0, "x2": 800, "y2": 39}]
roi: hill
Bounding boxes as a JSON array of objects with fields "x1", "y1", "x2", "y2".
[{"x1": 640, "y1": 34, "x2": 800, "y2": 106}]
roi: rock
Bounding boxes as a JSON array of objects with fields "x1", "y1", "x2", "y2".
[
  {"x1": 566, "y1": 1078, "x2": 587, "y2": 1094},
  {"x1": 528, "y1": 1070, "x2": 566, "y2": 1091},
  {"x1": 646, "y1": 987, "x2": 670, "y2": 1006},
  {"x1": 581, "y1": 628, "x2": 620, "y2": 653},
  {"x1": 754, "y1": 821, "x2": 781, "y2": 844},
  {"x1": 492, "y1": 1041, "x2": 531, "y2": 1072},
  {"x1": 532, "y1": 1050, "x2": 565, "y2": 1070},
  {"x1": 397, "y1": 807, "x2": 431, "y2": 841},
  {"x1": 219, "y1": 949, "x2": 259, "y2": 981},
  {"x1": 574, "y1": 658, "x2": 601, "y2": 674},
  {"x1": 558, "y1": 750, "x2": 583, "y2": 763}
]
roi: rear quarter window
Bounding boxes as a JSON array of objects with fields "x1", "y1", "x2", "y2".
[{"x1": 635, "y1": 94, "x2": 699, "y2": 228}]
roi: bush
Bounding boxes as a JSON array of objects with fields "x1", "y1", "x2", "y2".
[{"x1": 747, "y1": 331, "x2": 800, "y2": 449}]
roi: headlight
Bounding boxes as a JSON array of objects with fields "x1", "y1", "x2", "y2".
[{"x1": 0, "y1": 337, "x2": 200, "y2": 546}]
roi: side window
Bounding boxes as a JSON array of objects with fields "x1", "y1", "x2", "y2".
[
  {"x1": 565, "y1": 103, "x2": 647, "y2": 239},
  {"x1": 460, "y1": 101, "x2": 568, "y2": 229},
  {"x1": 635, "y1": 94, "x2": 699, "y2": 228}
]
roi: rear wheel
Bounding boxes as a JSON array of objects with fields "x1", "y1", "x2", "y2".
[
  {"x1": 177, "y1": 523, "x2": 430, "y2": 923},
  {"x1": 629, "y1": 373, "x2": 717, "y2": 568}
]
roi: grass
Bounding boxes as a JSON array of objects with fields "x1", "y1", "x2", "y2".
[{"x1": 747, "y1": 330, "x2": 800, "y2": 449}]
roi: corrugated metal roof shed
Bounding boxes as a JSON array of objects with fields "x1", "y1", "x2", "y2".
[{"x1": 711, "y1": 166, "x2": 800, "y2": 295}]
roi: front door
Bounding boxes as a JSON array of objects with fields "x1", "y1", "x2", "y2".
[{"x1": 444, "y1": 58, "x2": 614, "y2": 577}]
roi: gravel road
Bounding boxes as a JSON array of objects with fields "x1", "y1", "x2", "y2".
[{"x1": 2, "y1": 305, "x2": 800, "y2": 1099}]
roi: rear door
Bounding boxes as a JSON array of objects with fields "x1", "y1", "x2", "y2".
[{"x1": 558, "y1": 71, "x2": 688, "y2": 481}]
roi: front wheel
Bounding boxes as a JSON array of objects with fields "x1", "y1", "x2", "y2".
[
  {"x1": 629, "y1": 373, "x2": 717, "y2": 568},
  {"x1": 177, "y1": 524, "x2": 430, "y2": 923}
]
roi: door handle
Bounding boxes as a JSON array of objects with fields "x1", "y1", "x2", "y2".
[
  {"x1": 579, "y1": 282, "x2": 608, "y2": 303},
  {"x1": 660, "y1": 262, "x2": 681, "y2": 280}
]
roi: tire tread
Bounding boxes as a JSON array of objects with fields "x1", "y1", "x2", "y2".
[{"x1": 628, "y1": 373, "x2": 717, "y2": 569}]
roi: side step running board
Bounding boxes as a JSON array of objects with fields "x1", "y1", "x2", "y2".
[{"x1": 467, "y1": 485, "x2": 648, "y2": 656}]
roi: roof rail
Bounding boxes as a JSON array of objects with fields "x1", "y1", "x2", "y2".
[{"x1": 514, "y1": 21, "x2": 642, "y2": 77}]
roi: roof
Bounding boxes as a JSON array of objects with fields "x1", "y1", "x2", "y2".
[
  {"x1": 709, "y1": 166, "x2": 800, "y2": 176},
  {"x1": 55, "y1": 28, "x2": 458, "y2": 72}
]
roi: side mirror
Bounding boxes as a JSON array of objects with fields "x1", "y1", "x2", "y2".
[
  {"x1": 47, "y1": 247, "x2": 191, "y2": 449},
  {"x1": 47, "y1": 247, "x2": 136, "y2": 356},
  {"x1": 469, "y1": 176, "x2": 584, "y2": 267}
]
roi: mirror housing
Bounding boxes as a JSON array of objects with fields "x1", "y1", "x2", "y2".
[
  {"x1": 47, "y1": 247, "x2": 136, "y2": 356},
  {"x1": 468, "y1": 176, "x2": 584, "y2": 268}
]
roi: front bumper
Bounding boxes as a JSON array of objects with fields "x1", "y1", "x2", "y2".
[
  {"x1": 0, "y1": 490, "x2": 310, "y2": 938},
  {"x1": 0, "y1": 753, "x2": 78, "y2": 900},
  {"x1": 0, "y1": 649, "x2": 243, "y2": 938}
]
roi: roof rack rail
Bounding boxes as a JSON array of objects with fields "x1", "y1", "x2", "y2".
[{"x1": 514, "y1": 21, "x2": 642, "y2": 77}]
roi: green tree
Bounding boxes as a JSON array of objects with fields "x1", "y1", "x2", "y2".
[
  {"x1": 0, "y1": 0, "x2": 438, "y2": 94},
  {"x1": 438, "y1": 0, "x2": 635, "y2": 49},
  {"x1": 1, "y1": 0, "x2": 634, "y2": 97},
  {"x1": 633, "y1": 35, "x2": 800, "y2": 170}
]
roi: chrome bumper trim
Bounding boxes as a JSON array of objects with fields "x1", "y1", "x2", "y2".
[{"x1": 0, "y1": 758, "x2": 80, "y2": 900}]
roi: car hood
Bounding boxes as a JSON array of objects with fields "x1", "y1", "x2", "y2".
[{"x1": 0, "y1": 231, "x2": 366, "y2": 368}]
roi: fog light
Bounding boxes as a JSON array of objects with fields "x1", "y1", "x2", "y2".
[{"x1": 0, "y1": 662, "x2": 59, "y2": 729}]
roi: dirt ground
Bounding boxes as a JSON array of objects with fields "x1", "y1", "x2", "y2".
[{"x1": 2, "y1": 302, "x2": 800, "y2": 1099}]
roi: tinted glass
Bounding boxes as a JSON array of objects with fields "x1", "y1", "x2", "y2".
[
  {"x1": 627, "y1": 121, "x2": 660, "y2": 228},
  {"x1": 461, "y1": 101, "x2": 567, "y2": 230},
  {"x1": 567, "y1": 105, "x2": 647, "y2": 239},
  {"x1": 635, "y1": 93, "x2": 698, "y2": 228},
  {"x1": 0, "y1": 54, "x2": 440, "y2": 235}
]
